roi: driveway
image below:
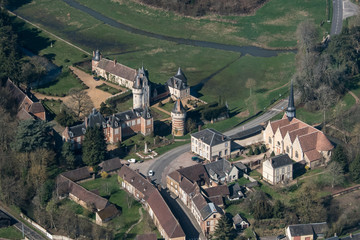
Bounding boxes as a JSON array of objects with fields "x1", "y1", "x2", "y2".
[{"x1": 331, "y1": 0, "x2": 343, "y2": 35}]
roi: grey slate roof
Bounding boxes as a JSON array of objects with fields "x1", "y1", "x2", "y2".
[
  {"x1": 97, "y1": 58, "x2": 136, "y2": 81},
  {"x1": 172, "y1": 99, "x2": 186, "y2": 114},
  {"x1": 270, "y1": 154, "x2": 294, "y2": 169},
  {"x1": 288, "y1": 224, "x2": 314, "y2": 236},
  {"x1": 69, "y1": 122, "x2": 86, "y2": 138},
  {"x1": 204, "y1": 159, "x2": 233, "y2": 180},
  {"x1": 99, "y1": 158, "x2": 122, "y2": 173},
  {"x1": 233, "y1": 162, "x2": 248, "y2": 172},
  {"x1": 228, "y1": 183, "x2": 244, "y2": 199},
  {"x1": 199, "y1": 202, "x2": 223, "y2": 220},
  {"x1": 229, "y1": 125, "x2": 264, "y2": 140},
  {"x1": 61, "y1": 166, "x2": 94, "y2": 182},
  {"x1": 233, "y1": 214, "x2": 246, "y2": 225},
  {"x1": 192, "y1": 128, "x2": 230, "y2": 146},
  {"x1": 87, "y1": 108, "x2": 106, "y2": 128},
  {"x1": 167, "y1": 67, "x2": 188, "y2": 90}
]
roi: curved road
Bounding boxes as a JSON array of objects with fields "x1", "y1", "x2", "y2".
[
  {"x1": 150, "y1": 99, "x2": 288, "y2": 186},
  {"x1": 61, "y1": 0, "x2": 294, "y2": 57}
]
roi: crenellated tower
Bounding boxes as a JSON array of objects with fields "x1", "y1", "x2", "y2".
[{"x1": 171, "y1": 99, "x2": 186, "y2": 136}]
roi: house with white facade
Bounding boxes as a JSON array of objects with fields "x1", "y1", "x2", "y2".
[
  {"x1": 191, "y1": 128, "x2": 231, "y2": 161},
  {"x1": 262, "y1": 154, "x2": 293, "y2": 185}
]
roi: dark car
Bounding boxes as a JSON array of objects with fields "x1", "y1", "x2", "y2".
[
  {"x1": 191, "y1": 156, "x2": 198, "y2": 161},
  {"x1": 93, "y1": 76, "x2": 100, "y2": 81},
  {"x1": 277, "y1": 235, "x2": 286, "y2": 240}
]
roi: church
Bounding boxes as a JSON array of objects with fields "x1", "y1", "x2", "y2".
[{"x1": 263, "y1": 82, "x2": 334, "y2": 168}]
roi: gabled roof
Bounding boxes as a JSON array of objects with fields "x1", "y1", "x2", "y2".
[
  {"x1": 29, "y1": 102, "x2": 45, "y2": 114},
  {"x1": 192, "y1": 128, "x2": 230, "y2": 146},
  {"x1": 204, "y1": 159, "x2": 234, "y2": 180},
  {"x1": 269, "y1": 154, "x2": 293, "y2": 168},
  {"x1": 97, "y1": 58, "x2": 136, "y2": 81},
  {"x1": 269, "y1": 118, "x2": 292, "y2": 133},
  {"x1": 167, "y1": 67, "x2": 188, "y2": 90},
  {"x1": 176, "y1": 164, "x2": 210, "y2": 185},
  {"x1": 233, "y1": 214, "x2": 247, "y2": 224},
  {"x1": 199, "y1": 202, "x2": 223, "y2": 221},
  {"x1": 304, "y1": 149, "x2": 322, "y2": 162},
  {"x1": 61, "y1": 166, "x2": 94, "y2": 182},
  {"x1": 233, "y1": 162, "x2": 247, "y2": 172},
  {"x1": 287, "y1": 126, "x2": 316, "y2": 143},
  {"x1": 179, "y1": 177, "x2": 197, "y2": 195},
  {"x1": 87, "y1": 108, "x2": 106, "y2": 128},
  {"x1": 96, "y1": 204, "x2": 119, "y2": 221},
  {"x1": 68, "y1": 122, "x2": 86, "y2": 138},
  {"x1": 288, "y1": 224, "x2": 314, "y2": 236},
  {"x1": 17, "y1": 108, "x2": 33, "y2": 120},
  {"x1": 99, "y1": 158, "x2": 122, "y2": 172},
  {"x1": 279, "y1": 122, "x2": 303, "y2": 138},
  {"x1": 202, "y1": 185, "x2": 230, "y2": 198},
  {"x1": 228, "y1": 183, "x2": 244, "y2": 199}
]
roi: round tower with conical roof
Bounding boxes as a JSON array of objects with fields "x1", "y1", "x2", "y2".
[
  {"x1": 92, "y1": 49, "x2": 102, "y2": 71},
  {"x1": 133, "y1": 76, "x2": 143, "y2": 109},
  {"x1": 171, "y1": 99, "x2": 186, "y2": 136}
]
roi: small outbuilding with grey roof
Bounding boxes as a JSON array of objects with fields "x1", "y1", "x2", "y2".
[
  {"x1": 286, "y1": 222, "x2": 328, "y2": 240},
  {"x1": 262, "y1": 154, "x2": 293, "y2": 185},
  {"x1": 191, "y1": 128, "x2": 231, "y2": 161}
]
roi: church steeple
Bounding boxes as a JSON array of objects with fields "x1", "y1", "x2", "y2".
[{"x1": 286, "y1": 80, "x2": 296, "y2": 121}]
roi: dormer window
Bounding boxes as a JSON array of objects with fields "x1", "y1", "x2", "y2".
[
  {"x1": 115, "y1": 121, "x2": 118, "y2": 127},
  {"x1": 126, "y1": 114, "x2": 130, "y2": 120},
  {"x1": 69, "y1": 131, "x2": 74, "y2": 138},
  {"x1": 102, "y1": 122, "x2": 106, "y2": 128},
  {"x1": 82, "y1": 128, "x2": 86, "y2": 135}
]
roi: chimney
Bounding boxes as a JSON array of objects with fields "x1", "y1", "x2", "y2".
[
  {"x1": 84, "y1": 117, "x2": 88, "y2": 128},
  {"x1": 222, "y1": 135, "x2": 224, "y2": 141},
  {"x1": 198, "y1": 125, "x2": 201, "y2": 132},
  {"x1": 179, "y1": 166, "x2": 183, "y2": 169},
  {"x1": 114, "y1": 59, "x2": 117, "y2": 66},
  {"x1": 350, "y1": 234, "x2": 353, "y2": 238},
  {"x1": 92, "y1": 51, "x2": 95, "y2": 57},
  {"x1": 334, "y1": 233, "x2": 337, "y2": 237}
]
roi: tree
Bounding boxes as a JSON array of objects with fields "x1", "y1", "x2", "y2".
[
  {"x1": 251, "y1": 191, "x2": 273, "y2": 220},
  {"x1": 248, "y1": 147, "x2": 254, "y2": 155},
  {"x1": 186, "y1": 118, "x2": 197, "y2": 133},
  {"x1": 326, "y1": 161, "x2": 345, "y2": 188},
  {"x1": 254, "y1": 146, "x2": 260, "y2": 155},
  {"x1": 296, "y1": 20, "x2": 318, "y2": 53},
  {"x1": 273, "y1": 200, "x2": 284, "y2": 218},
  {"x1": 330, "y1": 145, "x2": 348, "y2": 172},
  {"x1": 62, "y1": 141, "x2": 76, "y2": 169},
  {"x1": 68, "y1": 88, "x2": 94, "y2": 119},
  {"x1": 212, "y1": 215, "x2": 236, "y2": 240},
  {"x1": 350, "y1": 155, "x2": 360, "y2": 183},
  {"x1": 99, "y1": 102, "x2": 113, "y2": 116},
  {"x1": 82, "y1": 127, "x2": 106, "y2": 166},
  {"x1": 0, "y1": 106, "x2": 16, "y2": 152},
  {"x1": 13, "y1": 119, "x2": 54, "y2": 152},
  {"x1": 246, "y1": 78, "x2": 256, "y2": 96}
]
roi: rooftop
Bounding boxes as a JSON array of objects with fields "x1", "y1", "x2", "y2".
[{"x1": 192, "y1": 128, "x2": 230, "y2": 146}]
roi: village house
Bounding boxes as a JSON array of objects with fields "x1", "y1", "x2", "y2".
[
  {"x1": 167, "y1": 164, "x2": 226, "y2": 237},
  {"x1": 118, "y1": 165, "x2": 185, "y2": 240},
  {"x1": 5, "y1": 79, "x2": 46, "y2": 121},
  {"x1": 204, "y1": 159, "x2": 240, "y2": 185},
  {"x1": 166, "y1": 67, "x2": 190, "y2": 99},
  {"x1": 228, "y1": 183, "x2": 245, "y2": 201},
  {"x1": 262, "y1": 154, "x2": 293, "y2": 185},
  {"x1": 286, "y1": 222, "x2": 328, "y2": 240},
  {"x1": 191, "y1": 128, "x2": 231, "y2": 161},
  {"x1": 232, "y1": 214, "x2": 249, "y2": 230},
  {"x1": 263, "y1": 82, "x2": 333, "y2": 168}
]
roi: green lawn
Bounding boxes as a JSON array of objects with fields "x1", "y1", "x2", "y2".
[
  {"x1": 155, "y1": 140, "x2": 190, "y2": 155},
  {"x1": 80, "y1": 175, "x2": 120, "y2": 197},
  {"x1": 72, "y1": 0, "x2": 328, "y2": 48},
  {"x1": 96, "y1": 83, "x2": 121, "y2": 95},
  {"x1": 150, "y1": 106, "x2": 170, "y2": 121},
  {"x1": 0, "y1": 226, "x2": 23, "y2": 240},
  {"x1": 237, "y1": 177, "x2": 251, "y2": 185}
]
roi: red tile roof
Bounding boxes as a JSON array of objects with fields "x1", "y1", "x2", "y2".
[
  {"x1": 269, "y1": 118, "x2": 291, "y2": 133},
  {"x1": 304, "y1": 150, "x2": 322, "y2": 162},
  {"x1": 96, "y1": 204, "x2": 119, "y2": 222}
]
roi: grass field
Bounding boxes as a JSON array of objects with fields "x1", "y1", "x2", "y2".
[
  {"x1": 0, "y1": 226, "x2": 23, "y2": 240},
  {"x1": 96, "y1": 83, "x2": 121, "y2": 95},
  {"x1": 71, "y1": 0, "x2": 329, "y2": 48}
]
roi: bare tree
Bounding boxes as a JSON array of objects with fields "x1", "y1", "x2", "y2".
[
  {"x1": 326, "y1": 161, "x2": 345, "y2": 188},
  {"x1": 296, "y1": 20, "x2": 318, "y2": 54},
  {"x1": 68, "y1": 88, "x2": 93, "y2": 119},
  {"x1": 316, "y1": 84, "x2": 337, "y2": 132}
]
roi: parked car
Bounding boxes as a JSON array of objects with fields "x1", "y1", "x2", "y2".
[
  {"x1": 127, "y1": 158, "x2": 136, "y2": 163},
  {"x1": 148, "y1": 170, "x2": 154, "y2": 176},
  {"x1": 138, "y1": 160, "x2": 144, "y2": 163},
  {"x1": 93, "y1": 76, "x2": 100, "y2": 81},
  {"x1": 191, "y1": 156, "x2": 198, "y2": 161},
  {"x1": 277, "y1": 235, "x2": 286, "y2": 240}
]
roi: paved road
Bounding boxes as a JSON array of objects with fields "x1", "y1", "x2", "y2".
[
  {"x1": 149, "y1": 99, "x2": 288, "y2": 186},
  {"x1": 60, "y1": 0, "x2": 295, "y2": 57},
  {"x1": 0, "y1": 207, "x2": 45, "y2": 240},
  {"x1": 331, "y1": 0, "x2": 343, "y2": 35}
]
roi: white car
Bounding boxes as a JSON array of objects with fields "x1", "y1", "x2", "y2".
[
  {"x1": 127, "y1": 158, "x2": 136, "y2": 163},
  {"x1": 148, "y1": 170, "x2": 154, "y2": 176}
]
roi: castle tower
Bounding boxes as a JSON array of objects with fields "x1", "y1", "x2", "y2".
[
  {"x1": 171, "y1": 99, "x2": 186, "y2": 136},
  {"x1": 133, "y1": 76, "x2": 143, "y2": 109},
  {"x1": 286, "y1": 80, "x2": 296, "y2": 121},
  {"x1": 91, "y1": 49, "x2": 101, "y2": 71}
]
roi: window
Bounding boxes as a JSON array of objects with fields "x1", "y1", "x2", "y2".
[
  {"x1": 127, "y1": 121, "x2": 131, "y2": 127},
  {"x1": 132, "y1": 120, "x2": 135, "y2": 125},
  {"x1": 287, "y1": 166, "x2": 290, "y2": 172},
  {"x1": 219, "y1": 151, "x2": 222, "y2": 157},
  {"x1": 225, "y1": 142, "x2": 228, "y2": 147},
  {"x1": 207, "y1": 221, "x2": 210, "y2": 226},
  {"x1": 195, "y1": 140, "x2": 197, "y2": 145},
  {"x1": 213, "y1": 215, "x2": 216, "y2": 218},
  {"x1": 77, "y1": 137, "x2": 81, "y2": 142},
  {"x1": 207, "y1": 146, "x2": 209, "y2": 151},
  {"x1": 277, "y1": 141, "x2": 280, "y2": 146},
  {"x1": 282, "y1": 168, "x2": 285, "y2": 173},
  {"x1": 137, "y1": 119, "x2": 140, "y2": 124},
  {"x1": 225, "y1": 149, "x2": 228, "y2": 155},
  {"x1": 147, "y1": 119, "x2": 151, "y2": 125},
  {"x1": 115, "y1": 129, "x2": 119, "y2": 134},
  {"x1": 269, "y1": 137, "x2": 272, "y2": 144},
  {"x1": 286, "y1": 146, "x2": 289, "y2": 153},
  {"x1": 276, "y1": 169, "x2": 279, "y2": 175},
  {"x1": 295, "y1": 151, "x2": 299, "y2": 158}
]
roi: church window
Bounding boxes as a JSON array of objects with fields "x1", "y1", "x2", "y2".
[
  {"x1": 286, "y1": 146, "x2": 289, "y2": 153},
  {"x1": 295, "y1": 151, "x2": 299, "y2": 158},
  {"x1": 277, "y1": 141, "x2": 280, "y2": 146},
  {"x1": 269, "y1": 137, "x2": 272, "y2": 144}
]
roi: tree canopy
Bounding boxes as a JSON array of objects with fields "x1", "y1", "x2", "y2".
[
  {"x1": 212, "y1": 215, "x2": 236, "y2": 240},
  {"x1": 82, "y1": 126, "x2": 107, "y2": 166}
]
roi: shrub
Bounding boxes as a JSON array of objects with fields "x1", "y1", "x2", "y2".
[
  {"x1": 158, "y1": 101, "x2": 163, "y2": 107},
  {"x1": 168, "y1": 98, "x2": 174, "y2": 103},
  {"x1": 248, "y1": 147, "x2": 254, "y2": 155},
  {"x1": 254, "y1": 146, "x2": 260, "y2": 155},
  {"x1": 270, "y1": 151, "x2": 275, "y2": 157},
  {"x1": 101, "y1": 171, "x2": 109, "y2": 179},
  {"x1": 260, "y1": 144, "x2": 267, "y2": 153}
]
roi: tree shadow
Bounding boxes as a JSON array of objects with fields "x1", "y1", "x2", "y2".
[
  {"x1": 12, "y1": 18, "x2": 53, "y2": 55},
  {"x1": 6, "y1": 0, "x2": 32, "y2": 10},
  {"x1": 191, "y1": 55, "x2": 241, "y2": 97}
]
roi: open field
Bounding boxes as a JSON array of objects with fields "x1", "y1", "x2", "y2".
[
  {"x1": 0, "y1": 226, "x2": 23, "y2": 240},
  {"x1": 64, "y1": 0, "x2": 329, "y2": 48}
]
